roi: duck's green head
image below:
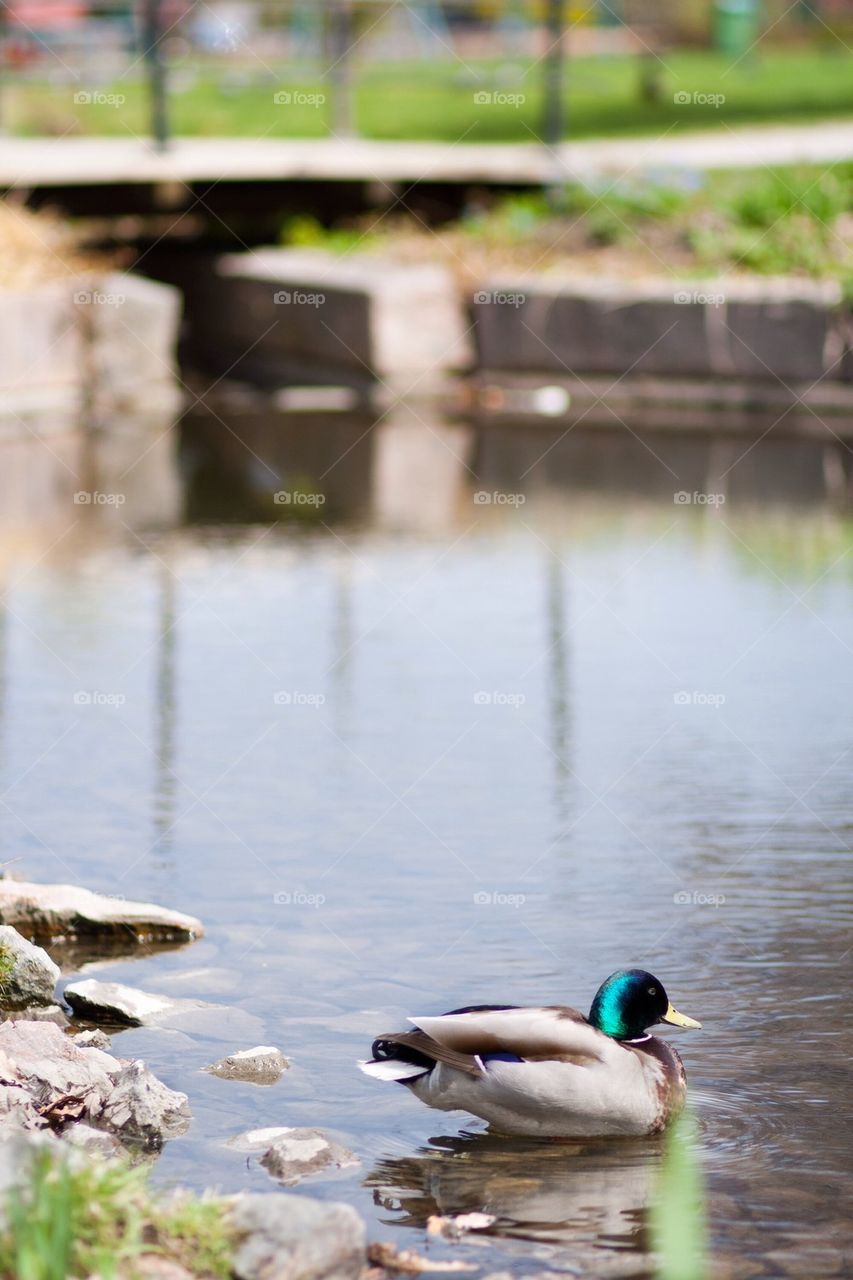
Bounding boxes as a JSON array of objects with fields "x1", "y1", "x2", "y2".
[{"x1": 588, "y1": 969, "x2": 702, "y2": 1041}]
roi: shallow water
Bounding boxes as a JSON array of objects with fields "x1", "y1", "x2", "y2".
[{"x1": 2, "y1": 414, "x2": 852, "y2": 1278}]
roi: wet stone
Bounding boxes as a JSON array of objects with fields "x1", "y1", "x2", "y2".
[
  {"x1": 203, "y1": 1045, "x2": 290, "y2": 1085},
  {"x1": 257, "y1": 1127, "x2": 360, "y2": 1186}
]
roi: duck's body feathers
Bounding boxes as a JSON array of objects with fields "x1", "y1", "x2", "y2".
[{"x1": 362, "y1": 1000, "x2": 690, "y2": 1137}]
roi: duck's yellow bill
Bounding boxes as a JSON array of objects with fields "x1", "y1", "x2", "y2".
[{"x1": 660, "y1": 1002, "x2": 702, "y2": 1029}]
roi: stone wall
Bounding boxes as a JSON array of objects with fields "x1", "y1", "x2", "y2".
[{"x1": 0, "y1": 272, "x2": 183, "y2": 538}]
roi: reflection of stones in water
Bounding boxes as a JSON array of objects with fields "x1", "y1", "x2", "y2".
[
  {"x1": 365, "y1": 1129, "x2": 662, "y2": 1271},
  {"x1": 372, "y1": 410, "x2": 475, "y2": 534}
]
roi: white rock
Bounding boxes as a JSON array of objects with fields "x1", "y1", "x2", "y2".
[
  {"x1": 0, "y1": 879, "x2": 203, "y2": 942},
  {"x1": 63, "y1": 979, "x2": 263, "y2": 1042},
  {"x1": 63, "y1": 979, "x2": 210, "y2": 1027}
]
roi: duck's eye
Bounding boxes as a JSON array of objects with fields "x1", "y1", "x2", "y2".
[{"x1": 648, "y1": 987, "x2": 657, "y2": 995}]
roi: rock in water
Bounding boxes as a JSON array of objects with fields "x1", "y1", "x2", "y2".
[
  {"x1": 258, "y1": 1128, "x2": 359, "y2": 1185},
  {"x1": 0, "y1": 926, "x2": 60, "y2": 1007},
  {"x1": 0, "y1": 1020, "x2": 190, "y2": 1148},
  {"x1": 228, "y1": 1193, "x2": 365, "y2": 1280},
  {"x1": 63, "y1": 980, "x2": 209, "y2": 1027},
  {"x1": 100, "y1": 1060, "x2": 191, "y2": 1145},
  {"x1": 202, "y1": 1046, "x2": 290, "y2": 1085},
  {"x1": 0, "y1": 879, "x2": 203, "y2": 943},
  {"x1": 62, "y1": 980, "x2": 262, "y2": 1042}
]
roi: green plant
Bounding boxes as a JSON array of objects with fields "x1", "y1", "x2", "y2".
[
  {"x1": 0, "y1": 1148, "x2": 236, "y2": 1280},
  {"x1": 650, "y1": 1112, "x2": 707, "y2": 1280},
  {"x1": 0, "y1": 942, "x2": 15, "y2": 995}
]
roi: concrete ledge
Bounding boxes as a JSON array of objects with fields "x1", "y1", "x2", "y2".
[
  {"x1": 0, "y1": 271, "x2": 183, "y2": 533},
  {"x1": 183, "y1": 248, "x2": 472, "y2": 392},
  {"x1": 470, "y1": 276, "x2": 847, "y2": 384}
]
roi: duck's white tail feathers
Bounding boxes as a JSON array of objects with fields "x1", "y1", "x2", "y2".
[{"x1": 358, "y1": 1057, "x2": 428, "y2": 1082}]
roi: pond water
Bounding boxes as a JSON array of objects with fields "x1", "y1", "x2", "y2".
[{"x1": 2, "y1": 412, "x2": 852, "y2": 1279}]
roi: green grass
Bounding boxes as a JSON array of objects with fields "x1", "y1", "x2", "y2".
[
  {"x1": 0, "y1": 942, "x2": 14, "y2": 1003},
  {"x1": 0, "y1": 1148, "x2": 236, "y2": 1280},
  {"x1": 650, "y1": 1113, "x2": 707, "y2": 1280},
  {"x1": 7, "y1": 46, "x2": 853, "y2": 140},
  {"x1": 282, "y1": 163, "x2": 853, "y2": 282}
]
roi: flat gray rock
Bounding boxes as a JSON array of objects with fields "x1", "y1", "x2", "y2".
[
  {"x1": 258, "y1": 1127, "x2": 359, "y2": 1185},
  {"x1": 63, "y1": 979, "x2": 213, "y2": 1027},
  {"x1": 63, "y1": 979, "x2": 263, "y2": 1042},
  {"x1": 0, "y1": 879, "x2": 203, "y2": 943},
  {"x1": 0, "y1": 924, "x2": 60, "y2": 1007},
  {"x1": 202, "y1": 1046, "x2": 290, "y2": 1085},
  {"x1": 0, "y1": 1019, "x2": 189, "y2": 1148},
  {"x1": 228, "y1": 1192, "x2": 365, "y2": 1280}
]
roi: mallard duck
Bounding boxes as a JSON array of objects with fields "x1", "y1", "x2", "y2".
[{"x1": 359, "y1": 969, "x2": 701, "y2": 1137}]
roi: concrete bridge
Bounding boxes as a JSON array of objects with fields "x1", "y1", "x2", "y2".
[{"x1": 3, "y1": 120, "x2": 853, "y2": 196}]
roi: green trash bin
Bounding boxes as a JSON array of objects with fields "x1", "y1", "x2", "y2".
[{"x1": 713, "y1": 0, "x2": 760, "y2": 56}]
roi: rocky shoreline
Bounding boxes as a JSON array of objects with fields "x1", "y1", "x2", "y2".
[{"x1": 0, "y1": 875, "x2": 367, "y2": 1280}]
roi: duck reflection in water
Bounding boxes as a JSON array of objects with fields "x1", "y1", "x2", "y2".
[{"x1": 365, "y1": 1128, "x2": 661, "y2": 1264}]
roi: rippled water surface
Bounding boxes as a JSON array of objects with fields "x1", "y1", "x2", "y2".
[{"x1": 2, "y1": 417, "x2": 852, "y2": 1279}]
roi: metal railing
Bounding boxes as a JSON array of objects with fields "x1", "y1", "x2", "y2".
[{"x1": 0, "y1": 0, "x2": 839, "y2": 148}]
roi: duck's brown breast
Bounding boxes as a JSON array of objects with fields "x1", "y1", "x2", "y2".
[{"x1": 628, "y1": 1036, "x2": 687, "y2": 1132}]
